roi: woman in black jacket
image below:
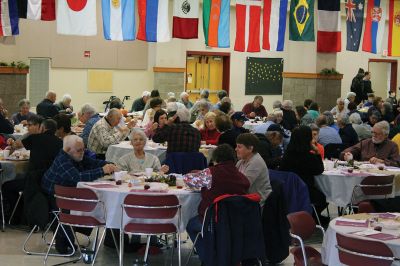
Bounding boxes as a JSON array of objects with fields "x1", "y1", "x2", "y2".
[{"x1": 280, "y1": 126, "x2": 328, "y2": 222}]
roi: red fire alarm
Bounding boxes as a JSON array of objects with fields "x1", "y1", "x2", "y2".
[{"x1": 84, "y1": 51, "x2": 91, "y2": 58}]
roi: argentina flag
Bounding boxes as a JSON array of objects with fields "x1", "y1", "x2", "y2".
[
  {"x1": 102, "y1": 0, "x2": 135, "y2": 41},
  {"x1": 345, "y1": 0, "x2": 365, "y2": 51}
]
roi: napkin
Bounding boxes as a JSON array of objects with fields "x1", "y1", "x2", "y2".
[
  {"x1": 353, "y1": 229, "x2": 381, "y2": 236},
  {"x1": 335, "y1": 218, "x2": 368, "y2": 227}
]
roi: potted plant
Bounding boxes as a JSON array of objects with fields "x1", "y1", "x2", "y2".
[{"x1": 0, "y1": 61, "x2": 29, "y2": 74}]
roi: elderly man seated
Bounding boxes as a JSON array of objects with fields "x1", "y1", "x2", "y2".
[
  {"x1": 340, "y1": 121, "x2": 400, "y2": 166},
  {"x1": 41, "y1": 135, "x2": 117, "y2": 253},
  {"x1": 37, "y1": 91, "x2": 59, "y2": 119},
  {"x1": 78, "y1": 103, "x2": 100, "y2": 146},
  {"x1": 88, "y1": 108, "x2": 136, "y2": 159},
  {"x1": 153, "y1": 108, "x2": 201, "y2": 152}
]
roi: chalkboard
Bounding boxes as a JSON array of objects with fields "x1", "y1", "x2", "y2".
[{"x1": 245, "y1": 57, "x2": 284, "y2": 95}]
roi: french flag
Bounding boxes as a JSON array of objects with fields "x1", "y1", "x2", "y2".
[
  {"x1": 0, "y1": 0, "x2": 19, "y2": 36},
  {"x1": 362, "y1": 0, "x2": 387, "y2": 54},
  {"x1": 137, "y1": 0, "x2": 170, "y2": 42},
  {"x1": 234, "y1": 0, "x2": 262, "y2": 52},
  {"x1": 263, "y1": 0, "x2": 288, "y2": 51},
  {"x1": 102, "y1": 0, "x2": 135, "y2": 41},
  {"x1": 317, "y1": 0, "x2": 341, "y2": 53}
]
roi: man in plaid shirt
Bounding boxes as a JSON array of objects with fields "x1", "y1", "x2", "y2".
[
  {"x1": 153, "y1": 108, "x2": 201, "y2": 152},
  {"x1": 88, "y1": 108, "x2": 136, "y2": 159}
]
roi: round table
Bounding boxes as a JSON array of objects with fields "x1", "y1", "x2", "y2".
[
  {"x1": 0, "y1": 159, "x2": 30, "y2": 184},
  {"x1": 315, "y1": 166, "x2": 400, "y2": 207},
  {"x1": 77, "y1": 182, "x2": 201, "y2": 232},
  {"x1": 322, "y1": 215, "x2": 400, "y2": 266},
  {"x1": 243, "y1": 120, "x2": 264, "y2": 132},
  {"x1": 105, "y1": 141, "x2": 168, "y2": 164}
]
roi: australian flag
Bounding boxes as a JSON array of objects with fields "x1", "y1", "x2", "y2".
[{"x1": 346, "y1": 0, "x2": 365, "y2": 51}]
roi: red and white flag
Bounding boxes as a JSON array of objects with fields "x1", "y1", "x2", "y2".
[
  {"x1": 317, "y1": 0, "x2": 341, "y2": 53},
  {"x1": 57, "y1": 0, "x2": 97, "y2": 36},
  {"x1": 234, "y1": 0, "x2": 262, "y2": 52},
  {"x1": 172, "y1": 0, "x2": 199, "y2": 39}
]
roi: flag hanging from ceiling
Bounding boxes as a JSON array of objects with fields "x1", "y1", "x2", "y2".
[
  {"x1": 17, "y1": 0, "x2": 55, "y2": 20},
  {"x1": 345, "y1": 0, "x2": 365, "y2": 52},
  {"x1": 362, "y1": 0, "x2": 387, "y2": 54},
  {"x1": 172, "y1": 0, "x2": 199, "y2": 39},
  {"x1": 102, "y1": 0, "x2": 135, "y2": 41},
  {"x1": 137, "y1": 0, "x2": 170, "y2": 42},
  {"x1": 57, "y1": 0, "x2": 97, "y2": 36},
  {"x1": 203, "y1": 0, "x2": 230, "y2": 48},
  {"x1": 317, "y1": 0, "x2": 341, "y2": 52},
  {"x1": 0, "y1": 0, "x2": 19, "y2": 36},
  {"x1": 388, "y1": 0, "x2": 400, "y2": 56},
  {"x1": 289, "y1": 0, "x2": 315, "y2": 41},
  {"x1": 263, "y1": 0, "x2": 288, "y2": 51},
  {"x1": 234, "y1": 0, "x2": 262, "y2": 52}
]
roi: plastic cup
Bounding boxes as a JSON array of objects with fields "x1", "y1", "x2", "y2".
[
  {"x1": 176, "y1": 177, "x2": 184, "y2": 189},
  {"x1": 3, "y1": 150, "x2": 10, "y2": 158},
  {"x1": 145, "y1": 168, "x2": 153, "y2": 178}
]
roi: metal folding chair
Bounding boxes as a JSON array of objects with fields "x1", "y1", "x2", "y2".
[
  {"x1": 120, "y1": 194, "x2": 181, "y2": 266},
  {"x1": 336, "y1": 233, "x2": 399, "y2": 266},
  {"x1": 287, "y1": 211, "x2": 325, "y2": 266},
  {"x1": 185, "y1": 209, "x2": 208, "y2": 266},
  {"x1": 0, "y1": 169, "x2": 5, "y2": 231},
  {"x1": 349, "y1": 175, "x2": 394, "y2": 214},
  {"x1": 44, "y1": 185, "x2": 116, "y2": 266}
]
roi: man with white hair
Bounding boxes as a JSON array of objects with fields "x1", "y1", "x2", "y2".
[
  {"x1": 330, "y1": 97, "x2": 348, "y2": 116},
  {"x1": 344, "y1": 92, "x2": 357, "y2": 109},
  {"x1": 56, "y1": 94, "x2": 74, "y2": 116},
  {"x1": 79, "y1": 103, "x2": 100, "y2": 146},
  {"x1": 131, "y1": 91, "x2": 150, "y2": 112},
  {"x1": 42, "y1": 135, "x2": 117, "y2": 253},
  {"x1": 153, "y1": 108, "x2": 201, "y2": 152},
  {"x1": 179, "y1": 91, "x2": 193, "y2": 109},
  {"x1": 341, "y1": 121, "x2": 400, "y2": 166},
  {"x1": 36, "y1": 91, "x2": 59, "y2": 118},
  {"x1": 88, "y1": 108, "x2": 136, "y2": 159}
]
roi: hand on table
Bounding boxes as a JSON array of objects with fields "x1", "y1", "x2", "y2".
[
  {"x1": 20, "y1": 120, "x2": 27, "y2": 126},
  {"x1": 160, "y1": 164, "x2": 169, "y2": 174},
  {"x1": 102, "y1": 164, "x2": 118, "y2": 174},
  {"x1": 151, "y1": 122, "x2": 159, "y2": 131},
  {"x1": 249, "y1": 112, "x2": 256, "y2": 118},
  {"x1": 369, "y1": 157, "x2": 384, "y2": 164}
]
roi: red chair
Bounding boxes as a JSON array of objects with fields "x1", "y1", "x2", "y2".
[
  {"x1": 120, "y1": 194, "x2": 181, "y2": 266},
  {"x1": 45, "y1": 185, "x2": 112, "y2": 266},
  {"x1": 336, "y1": 233, "x2": 398, "y2": 266},
  {"x1": 287, "y1": 211, "x2": 325, "y2": 266},
  {"x1": 349, "y1": 175, "x2": 394, "y2": 214}
]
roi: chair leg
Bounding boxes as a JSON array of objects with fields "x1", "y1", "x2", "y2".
[
  {"x1": 110, "y1": 228, "x2": 120, "y2": 256},
  {"x1": 91, "y1": 227, "x2": 106, "y2": 266},
  {"x1": 311, "y1": 205, "x2": 321, "y2": 227},
  {"x1": 185, "y1": 232, "x2": 200, "y2": 266},
  {"x1": 44, "y1": 223, "x2": 60, "y2": 265},
  {"x1": 170, "y1": 235, "x2": 176, "y2": 266},
  {"x1": 143, "y1": 235, "x2": 151, "y2": 263},
  {"x1": 0, "y1": 190, "x2": 5, "y2": 232},
  {"x1": 8, "y1": 191, "x2": 23, "y2": 225},
  {"x1": 119, "y1": 229, "x2": 124, "y2": 266},
  {"x1": 177, "y1": 233, "x2": 181, "y2": 266}
]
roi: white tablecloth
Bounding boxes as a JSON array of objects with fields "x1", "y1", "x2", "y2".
[
  {"x1": 105, "y1": 141, "x2": 167, "y2": 164},
  {"x1": 322, "y1": 217, "x2": 400, "y2": 265},
  {"x1": 315, "y1": 168, "x2": 400, "y2": 207},
  {"x1": 0, "y1": 160, "x2": 30, "y2": 185},
  {"x1": 77, "y1": 182, "x2": 201, "y2": 232},
  {"x1": 243, "y1": 121, "x2": 264, "y2": 132}
]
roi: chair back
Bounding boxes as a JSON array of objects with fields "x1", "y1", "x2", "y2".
[
  {"x1": 359, "y1": 175, "x2": 394, "y2": 196},
  {"x1": 336, "y1": 233, "x2": 394, "y2": 266},
  {"x1": 287, "y1": 211, "x2": 316, "y2": 240},
  {"x1": 164, "y1": 152, "x2": 207, "y2": 174},
  {"x1": 269, "y1": 170, "x2": 313, "y2": 214},
  {"x1": 54, "y1": 185, "x2": 98, "y2": 212},
  {"x1": 324, "y1": 143, "x2": 346, "y2": 159},
  {"x1": 123, "y1": 194, "x2": 180, "y2": 219}
]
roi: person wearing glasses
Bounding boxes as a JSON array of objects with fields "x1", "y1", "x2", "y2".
[{"x1": 11, "y1": 99, "x2": 35, "y2": 126}]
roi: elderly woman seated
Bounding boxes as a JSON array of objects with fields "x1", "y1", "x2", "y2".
[
  {"x1": 193, "y1": 101, "x2": 211, "y2": 128},
  {"x1": 331, "y1": 97, "x2": 348, "y2": 116},
  {"x1": 56, "y1": 94, "x2": 74, "y2": 115},
  {"x1": 117, "y1": 129, "x2": 169, "y2": 173},
  {"x1": 200, "y1": 112, "x2": 221, "y2": 145},
  {"x1": 340, "y1": 121, "x2": 400, "y2": 166},
  {"x1": 349, "y1": 113, "x2": 372, "y2": 141},
  {"x1": 337, "y1": 114, "x2": 359, "y2": 148}
]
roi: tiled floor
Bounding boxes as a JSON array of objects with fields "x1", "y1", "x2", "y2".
[{"x1": 0, "y1": 204, "x2": 336, "y2": 266}]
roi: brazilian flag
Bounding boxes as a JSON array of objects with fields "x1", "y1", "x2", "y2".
[{"x1": 289, "y1": 0, "x2": 315, "y2": 41}]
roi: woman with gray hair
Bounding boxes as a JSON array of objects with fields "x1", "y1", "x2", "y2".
[
  {"x1": 56, "y1": 94, "x2": 74, "y2": 115},
  {"x1": 322, "y1": 111, "x2": 339, "y2": 131},
  {"x1": 337, "y1": 114, "x2": 359, "y2": 147},
  {"x1": 381, "y1": 101, "x2": 395, "y2": 123},
  {"x1": 330, "y1": 97, "x2": 348, "y2": 116},
  {"x1": 117, "y1": 129, "x2": 169, "y2": 173},
  {"x1": 349, "y1": 113, "x2": 372, "y2": 140}
]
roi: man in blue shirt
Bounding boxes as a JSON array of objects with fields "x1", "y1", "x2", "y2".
[
  {"x1": 42, "y1": 135, "x2": 117, "y2": 253},
  {"x1": 78, "y1": 104, "x2": 100, "y2": 147}
]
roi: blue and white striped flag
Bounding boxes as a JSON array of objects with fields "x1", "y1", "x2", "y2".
[{"x1": 102, "y1": 0, "x2": 135, "y2": 41}]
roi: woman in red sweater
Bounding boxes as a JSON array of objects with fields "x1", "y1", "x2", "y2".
[{"x1": 200, "y1": 112, "x2": 221, "y2": 145}]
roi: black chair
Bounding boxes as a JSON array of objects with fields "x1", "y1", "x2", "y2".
[{"x1": 324, "y1": 143, "x2": 346, "y2": 159}]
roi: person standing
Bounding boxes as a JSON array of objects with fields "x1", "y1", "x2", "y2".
[
  {"x1": 350, "y1": 68, "x2": 365, "y2": 104},
  {"x1": 362, "y1": 71, "x2": 373, "y2": 102}
]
